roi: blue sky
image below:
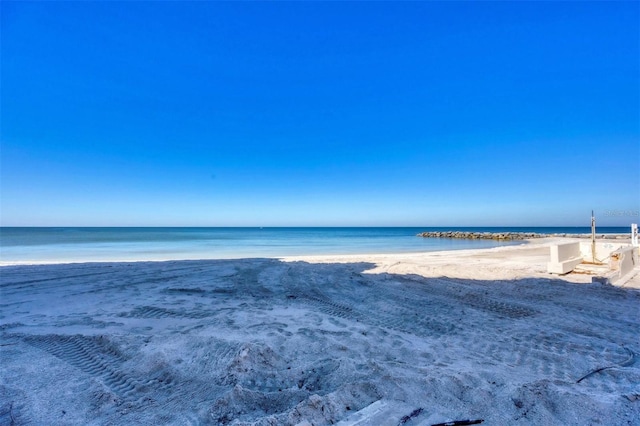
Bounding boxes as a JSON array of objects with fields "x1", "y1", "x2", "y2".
[{"x1": 1, "y1": 1, "x2": 638, "y2": 227}]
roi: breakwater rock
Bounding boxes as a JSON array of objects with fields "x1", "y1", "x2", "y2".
[{"x1": 417, "y1": 231, "x2": 628, "y2": 240}]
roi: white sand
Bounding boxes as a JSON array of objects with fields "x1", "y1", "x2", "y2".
[{"x1": 1, "y1": 239, "x2": 639, "y2": 425}]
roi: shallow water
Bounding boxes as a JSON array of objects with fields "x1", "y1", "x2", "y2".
[{"x1": 0, "y1": 226, "x2": 628, "y2": 264}]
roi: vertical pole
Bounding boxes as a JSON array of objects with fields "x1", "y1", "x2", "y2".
[
  {"x1": 632, "y1": 223, "x2": 638, "y2": 247},
  {"x1": 591, "y1": 210, "x2": 596, "y2": 263}
]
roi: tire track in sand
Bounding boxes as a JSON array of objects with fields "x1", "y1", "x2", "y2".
[
  {"x1": 295, "y1": 294, "x2": 456, "y2": 337},
  {"x1": 119, "y1": 305, "x2": 214, "y2": 320},
  {"x1": 23, "y1": 335, "x2": 175, "y2": 402}
]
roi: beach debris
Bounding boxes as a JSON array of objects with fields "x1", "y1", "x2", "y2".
[
  {"x1": 398, "y1": 407, "x2": 423, "y2": 424},
  {"x1": 576, "y1": 347, "x2": 636, "y2": 383},
  {"x1": 431, "y1": 420, "x2": 484, "y2": 426}
]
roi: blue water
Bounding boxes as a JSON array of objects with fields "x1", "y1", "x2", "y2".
[{"x1": 0, "y1": 227, "x2": 630, "y2": 264}]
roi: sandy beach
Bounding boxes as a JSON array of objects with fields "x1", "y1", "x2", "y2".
[{"x1": 1, "y1": 238, "x2": 639, "y2": 425}]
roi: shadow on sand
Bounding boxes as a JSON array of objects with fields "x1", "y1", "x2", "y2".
[{"x1": 1, "y1": 258, "x2": 639, "y2": 425}]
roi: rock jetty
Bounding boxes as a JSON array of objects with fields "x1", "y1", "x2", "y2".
[{"x1": 417, "y1": 231, "x2": 628, "y2": 240}]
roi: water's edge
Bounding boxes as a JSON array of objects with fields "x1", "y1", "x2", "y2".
[{"x1": 0, "y1": 227, "x2": 631, "y2": 265}]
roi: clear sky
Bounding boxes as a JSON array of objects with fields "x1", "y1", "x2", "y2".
[{"x1": 1, "y1": 1, "x2": 638, "y2": 227}]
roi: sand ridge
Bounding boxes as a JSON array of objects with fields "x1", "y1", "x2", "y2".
[{"x1": 0, "y1": 240, "x2": 639, "y2": 425}]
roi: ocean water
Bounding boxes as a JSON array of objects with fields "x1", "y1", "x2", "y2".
[{"x1": 0, "y1": 227, "x2": 630, "y2": 265}]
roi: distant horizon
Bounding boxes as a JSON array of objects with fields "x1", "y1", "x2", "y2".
[{"x1": 0, "y1": 224, "x2": 635, "y2": 229}]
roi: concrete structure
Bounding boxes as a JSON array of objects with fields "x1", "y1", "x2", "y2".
[
  {"x1": 544, "y1": 228, "x2": 640, "y2": 284},
  {"x1": 609, "y1": 246, "x2": 638, "y2": 282},
  {"x1": 578, "y1": 241, "x2": 625, "y2": 263},
  {"x1": 549, "y1": 239, "x2": 637, "y2": 277},
  {"x1": 547, "y1": 242, "x2": 583, "y2": 274},
  {"x1": 592, "y1": 246, "x2": 639, "y2": 286}
]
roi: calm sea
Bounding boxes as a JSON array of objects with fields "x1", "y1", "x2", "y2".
[{"x1": 0, "y1": 227, "x2": 630, "y2": 265}]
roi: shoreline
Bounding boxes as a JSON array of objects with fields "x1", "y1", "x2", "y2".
[
  {"x1": 2, "y1": 237, "x2": 637, "y2": 290},
  {"x1": 0, "y1": 242, "x2": 527, "y2": 267},
  {"x1": 1, "y1": 227, "x2": 634, "y2": 267},
  {"x1": 1, "y1": 236, "x2": 632, "y2": 269}
]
